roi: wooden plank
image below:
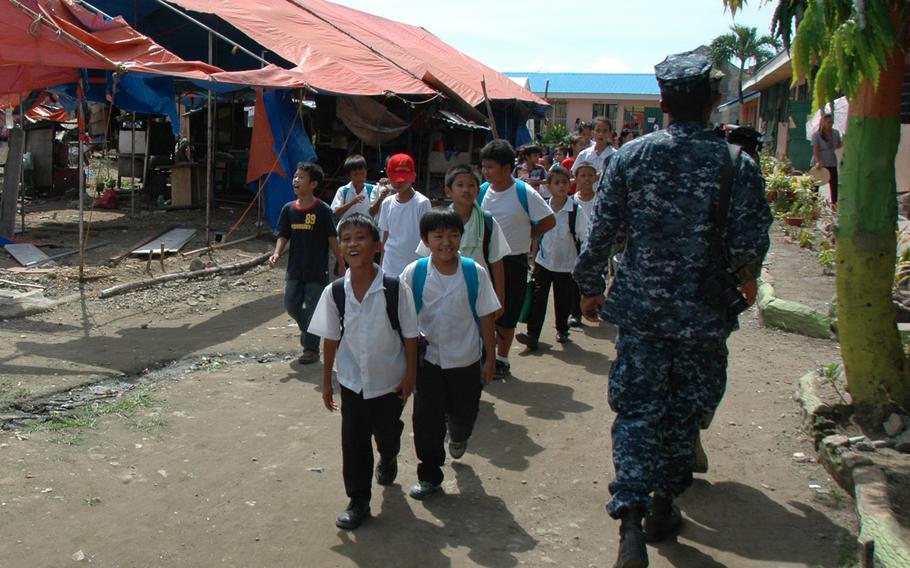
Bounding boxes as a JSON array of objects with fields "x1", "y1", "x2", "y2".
[{"x1": 130, "y1": 228, "x2": 197, "y2": 256}]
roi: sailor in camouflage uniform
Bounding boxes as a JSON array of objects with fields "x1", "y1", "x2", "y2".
[{"x1": 573, "y1": 51, "x2": 772, "y2": 568}]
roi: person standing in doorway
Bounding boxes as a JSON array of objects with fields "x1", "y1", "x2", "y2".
[{"x1": 811, "y1": 112, "x2": 843, "y2": 207}]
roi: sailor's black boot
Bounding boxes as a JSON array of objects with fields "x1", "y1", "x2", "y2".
[
  {"x1": 613, "y1": 507, "x2": 648, "y2": 568},
  {"x1": 644, "y1": 494, "x2": 682, "y2": 543}
]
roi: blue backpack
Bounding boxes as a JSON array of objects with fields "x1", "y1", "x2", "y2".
[
  {"x1": 477, "y1": 179, "x2": 534, "y2": 225},
  {"x1": 341, "y1": 183, "x2": 374, "y2": 203},
  {"x1": 411, "y1": 256, "x2": 480, "y2": 328}
]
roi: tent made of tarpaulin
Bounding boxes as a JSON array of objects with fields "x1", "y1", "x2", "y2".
[
  {"x1": 85, "y1": 0, "x2": 544, "y2": 109},
  {"x1": 0, "y1": 1, "x2": 323, "y2": 112}
]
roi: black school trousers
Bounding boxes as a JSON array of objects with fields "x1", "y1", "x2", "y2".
[
  {"x1": 526, "y1": 264, "x2": 575, "y2": 339},
  {"x1": 340, "y1": 385, "x2": 405, "y2": 503},
  {"x1": 413, "y1": 360, "x2": 483, "y2": 486}
]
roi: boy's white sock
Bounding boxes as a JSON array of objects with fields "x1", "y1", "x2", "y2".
[{"x1": 495, "y1": 354, "x2": 509, "y2": 363}]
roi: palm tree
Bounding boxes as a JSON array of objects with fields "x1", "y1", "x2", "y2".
[
  {"x1": 708, "y1": 24, "x2": 781, "y2": 105},
  {"x1": 722, "y1": 0, "x2": 910, "y2": 414}
]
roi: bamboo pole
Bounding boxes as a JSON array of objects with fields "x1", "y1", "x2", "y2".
[
  {"x1": 205, "y1": 31, "x2": 214, "y2": 243},
  {"x1": 100, "y1": 252, "x2": 270, "y2": 299},
  {"x1": 130, "y1": 112, "x2": 136, "y2": 217},
  {"x1": 481, "y1": 77, "x2": 500, "y2": 140}
]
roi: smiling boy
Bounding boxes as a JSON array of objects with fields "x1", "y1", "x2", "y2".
[
  {"x1": 308, "y1": 214, "x2": 419, "y2": 530},
  {"x1": 400, "y1": 209, "x2": 499, "y2": 499},
  {"x1": 269, "y1": 162, "x2": 343, "y2": 364}
]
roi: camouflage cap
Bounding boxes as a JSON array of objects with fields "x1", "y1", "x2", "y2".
[{"x1": 654, "y1": 51, "x2": 723, "y2": 94}]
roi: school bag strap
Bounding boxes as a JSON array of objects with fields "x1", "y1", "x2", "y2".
[
  {"x1": 477, "y1": 179, "x2": 531, "y2": 220},
  {"x1": 411, "y1": 257, "x2": 480, "y2": 328},
  {"x1": 331, "y1": 275, "x2": 401, "y2": 339},
  {"x1": 568, "y1": 204, "x2": 580, "y2": 253},
  {"x1": 481, "y1": 210, "x2": 494, "y2": 269},
  {"x1": 341, "y1": 183, "x2": 374, "y2": 203}
]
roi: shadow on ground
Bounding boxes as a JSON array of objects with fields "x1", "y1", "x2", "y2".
[
  {"x1": 330, "y1": 463, "x2": 536, "y2": 568},
  {"x1": 3, "y1": 295, "x2": 284, "y2": 379},
  {"x1": 652, "y1": 479, "x2": 855, "y2": 567},
  {"x1": 485, "y1": 374, "x2": 594, "y2": 421}
]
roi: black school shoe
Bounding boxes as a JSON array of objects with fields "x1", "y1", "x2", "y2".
[
  {"x1": 375, "y1": 456, "x2": 398, "y2": 486},
  {"x1": 335, "y1": 500, "x2": 370, "y2": 530},
  {"x1": 515, "y1": 333, "x2": 539, "y2": 351},
  {"x1": 493, "y1": 359, "x2": 511, "y2": 379}
]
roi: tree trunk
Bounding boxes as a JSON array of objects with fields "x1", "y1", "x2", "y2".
[
  {"x1": 835, "y1": 47, "x2": 910, "y2": 412},
  {"x1": 737, "y1": 60, "x2": 746, "y2": 107}
]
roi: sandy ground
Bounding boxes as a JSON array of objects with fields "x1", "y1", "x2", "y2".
[{"x1": 0, "y1": 213, "x2": 858, "y2": 567}]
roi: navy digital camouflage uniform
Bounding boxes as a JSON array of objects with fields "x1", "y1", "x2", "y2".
[{"x1": 573, "y1": 51, "x2": 773, "y2": 518}]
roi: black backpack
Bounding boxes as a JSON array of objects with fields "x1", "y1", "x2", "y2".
[{"x1": 331, "y1": 275, "x2": 401, "y2": 339}]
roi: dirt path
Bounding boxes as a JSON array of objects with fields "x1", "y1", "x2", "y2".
[{"x1": 0, "y1": 230, "x2": 857, "y2": 567}]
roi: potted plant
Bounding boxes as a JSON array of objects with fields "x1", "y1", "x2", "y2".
[
  {"x1": 765, "y1": 170, "x2": 791, "y2": 204},
  {"x1": 785, "y1": 183, "x2": 818, "y2": 226}
]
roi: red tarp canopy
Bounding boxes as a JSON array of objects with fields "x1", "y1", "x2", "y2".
[{"x1": 166, "y1": 0, "x2": 543, "y2": 106}]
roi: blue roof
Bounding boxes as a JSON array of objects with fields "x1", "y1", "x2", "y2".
[{"x1": 504, "y1": 72, "x2": 660, "y2": 96}]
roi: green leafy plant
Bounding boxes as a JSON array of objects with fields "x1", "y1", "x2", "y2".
[
  {"x1": 817, "y1": 240, "x2": 835, "y2": 270},
  {"x1": 539, "y1": 123, "x2": 568, "y2": 145},
  {"x1": 709, "y1": 24, "x2": 781, "y2": 105},
  {"x1": 799, "y1": 228, "x2": 815, "y2": 249}
]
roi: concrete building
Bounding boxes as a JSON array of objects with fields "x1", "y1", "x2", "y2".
[{"x1": 504, "y1": 72, "x2": 665, "y2": 136}]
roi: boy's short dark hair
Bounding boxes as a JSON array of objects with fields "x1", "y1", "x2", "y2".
[
  {"x1": 592, "y1": 116, "x2": 614, "y2": 131},
  {"x1": 343, "y1": 154, "x2": 367, "y2": 175},
  {"x1": 296, "y1": 162, "x2": 324, "y2": 188},
  {"x1": 419, "y1": 208, "x2": 464, "y2": 240},
  {"x1": 547, "y1": 165, "x2": 571, "y2": 181},
  {"x1": 479, "y1": 140, "x2": 516, "y2": 167},
  {"x1": 519, "y1": 144, "x2": 542, "y2": 159},
  {"x1": 338, "y1": 213, "x2": 380, "y2": 242},
  {"x1": 577, "y1": 121, "x2": 590, "y2": 133},
  {"x1": 444, "y1": 164, "x2": 481, "y2": 188}
]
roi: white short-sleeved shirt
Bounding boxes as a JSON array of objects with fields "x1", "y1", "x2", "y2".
[
  {"x1": 378, "y1": 191, "x2": 432, "y2": 276},
  {"x1": 400, "y1": 258, "x2": 500, "y2": 369},
  {"x1": 573, "y1": 193, "x2": 596, "y2": 245},
  {"x1": 480, "y1": 182, "x2": 554, "y2": 255},
  {"x1": 330, "y1": 182, "x2": 376, "y2": 222},
  {"x1": 572, "y1": 145, "x2": 615, "y2": 175},
  {"x1": 415, "y1": 207, "x2": 511, "y2": 271},
  {"x1": 307, "y1": 266, "x2": 419, "y2": 399},
  {"x1": 536, "y1": 199, "x2": 587, "y2": 273}
]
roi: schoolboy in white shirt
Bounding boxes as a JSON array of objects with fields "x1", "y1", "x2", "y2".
[
  {"x1": 478, "y1": 140, "x2": 556, "y2": 378},
  {"x1": 517, "y1": 166, "x2": 587, "y2": 350},
  {"x1": 378, "y1": 153, "x2": 432, "y2": 277},
  {"x1": 400, "y1": 209, "x2": 500, "y2": 500},
  {"x1": 572, "y1": 116, "x2": 615, "y2": 177},
  {"x1": 569, "y1": 161, "x2": 599, "y2": 327},
  {"x1": 331, "y1": 154, "x2": 375, "y2": 223},
  {"x1": 416, "y1": 164, "x2": 510, "y2": 310},
  {"x1": 308, "y1": 214, "x2": 419, "y2": 530}
]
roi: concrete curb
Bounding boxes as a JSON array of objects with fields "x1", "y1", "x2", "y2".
[
  {"x1": 757, "y1": 278, "x2": 835, "y2": 339},
  {"x1": 854, "y1": 466, "x2": 910, "y2": 568},
  {"x1": 799, "y1": 372, "x2": 910, "y2": 568}
]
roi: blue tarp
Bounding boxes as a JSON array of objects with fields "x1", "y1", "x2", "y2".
[
  {"x1": 248, "y1": 89, "x2": 318, "y2": 230},
  {"x1": 111, "y1": 73, "x2": 179, "y2": 135}
]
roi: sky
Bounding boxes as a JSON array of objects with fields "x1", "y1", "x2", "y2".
[{"x1": 337, "y1": 0, "x2": 777, "y2": 74}]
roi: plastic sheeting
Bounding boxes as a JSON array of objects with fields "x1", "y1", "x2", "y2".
[
  {"x1": 336, "y1": 97, "x2": 409, "y2": 148},
  {"x1": 246, "y1": 89, "x2": 317, "y2": 230}
]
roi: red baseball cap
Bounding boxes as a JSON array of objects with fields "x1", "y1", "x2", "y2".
[{"x1": 387, "y1": 153, "x2": 416, "y2": 183}]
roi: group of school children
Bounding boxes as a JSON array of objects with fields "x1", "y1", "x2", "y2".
[{"x1": 268, "y1": 127, "x2": 612, "y2": 529}]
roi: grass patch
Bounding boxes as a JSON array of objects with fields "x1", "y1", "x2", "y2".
[{"x1": 26, "y1": 391, "x2": 161, "y2": 433}]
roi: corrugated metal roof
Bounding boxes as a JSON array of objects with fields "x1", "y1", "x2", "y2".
[{"x1": 503, "y1": 72, "x2": 660, "y2": 96}]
